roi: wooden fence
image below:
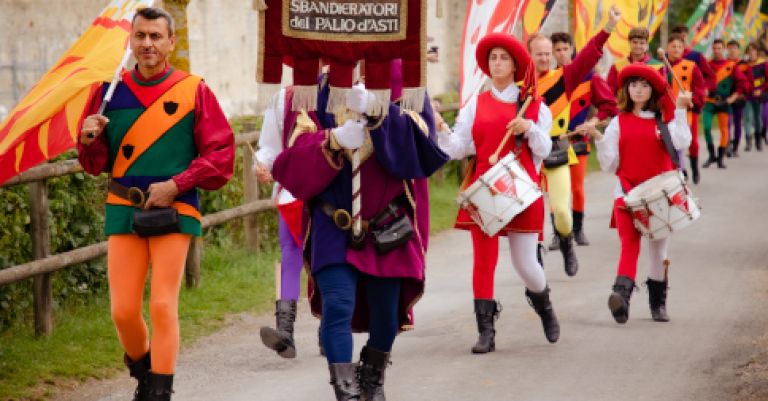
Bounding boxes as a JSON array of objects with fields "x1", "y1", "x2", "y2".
[{"x1": 0, "y1": 131, "x2": 270, "y2": 336}]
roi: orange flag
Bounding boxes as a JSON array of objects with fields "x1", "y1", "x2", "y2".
[{"x1": 0, "y1": 0, "x2": 153, "y2": 185}]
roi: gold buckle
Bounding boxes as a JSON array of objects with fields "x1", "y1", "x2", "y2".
[
  {"x1": 127, "y1": 187, "x2": 146, "y2": 208},
  {"x1": 332, "y1": 209, "x2": 353, "y2": 231}
]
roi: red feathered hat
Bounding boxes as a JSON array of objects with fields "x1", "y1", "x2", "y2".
[
  {"x1": 618, "y1": 63, "x2": 676, "y2": 122},
  {"x1": 476, "y1": 33, "x2": 531, "y2": 83}
]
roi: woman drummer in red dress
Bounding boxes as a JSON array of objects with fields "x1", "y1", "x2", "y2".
[
  {"x1": 592, "y1": 64, "x2": 692, "y2": 324},
  {"x1": 436, "y1": 33, "x2": 560, "y2": 353}
]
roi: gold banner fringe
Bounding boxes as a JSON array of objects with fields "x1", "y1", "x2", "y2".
[
  {"x1": 292, "y1": 85, "x2": 318, "y2": 112},
  {"x1": 366, "y1": 89, "x2": 391, "y2": 117},
  {"x1": 326, "y1": 86, "x2": 351, "y2": 115},
  {"x1": 401, "y1": 87, "x2": 426, "y2": 113}
]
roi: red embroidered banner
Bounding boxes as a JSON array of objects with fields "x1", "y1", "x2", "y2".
[{"x1": 257, "y1": 0, "x2": 426, "y2": 113}]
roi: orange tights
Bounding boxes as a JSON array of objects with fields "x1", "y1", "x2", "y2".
[
  {"x1": 569, "y1": 154, "x2": 588, "y2": 212},
  {"x1": 107, "y1": 233, "x2": 191, "y2": 374}
]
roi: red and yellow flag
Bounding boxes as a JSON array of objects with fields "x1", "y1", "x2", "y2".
[
  {"x1": 574, "y1": 0, "x2": 669, "y2": 59},
  {"x1": 0, "y1": 0, "x2": 153, "y2": 185}
]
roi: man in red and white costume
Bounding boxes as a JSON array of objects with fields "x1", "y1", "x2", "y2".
[
  {"x1": 593, "y1": 64, "x2": 692, "y2": 324},
  {"x1": 436, "y1": 33, "x2": 559, "y2": 353}
]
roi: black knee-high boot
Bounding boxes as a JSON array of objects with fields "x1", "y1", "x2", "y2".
[
  {"x1": 260, "y1": 299, "x2": 297, "y2": 358},
  {"x1": 646, "y1": 278, "x2": 670, "y2": 322},
  {"x1": 471, "y1": 299, "x2": 500, "y2": 354},
  {"x1": 329, "y1": 363, "x2": 362, "y2": 401},
  {"x1": 124, "y1": 352, "x2": 151, "y2": 401},
  {"x1": 525, "y1": 287, "x2": 560, "y2": 343},
  {"x1": 572, "y1": 211, "x2": 590, "y2": 246},
  {"x1": 558, "y1": 233, "x2": 579, "y2": 276},
  {"x1": 608, "y1": 276, "x2": 635, "y2": 324},
  {"x1": 547, "y1": 213, "x2": 559, "y2": 251},
  {"x1": 717, "y1": 146, "x2": 727, "y2": 169},
  {"x1": 145, "y1": 373, "x2": 174, "y2": 401},
  {"x1": 689, "y1": 156, "x2": 700, "y2": 184},
  {"x1": 702, "y1": 143, "x2": 716, "y2": 168},
  {"x1": 359, "y1": 346, "x2": 390, "y2": 401}
]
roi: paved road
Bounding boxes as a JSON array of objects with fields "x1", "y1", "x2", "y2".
[{"x1": 58, "y1": 150, "x2": 768, "y2": 401}]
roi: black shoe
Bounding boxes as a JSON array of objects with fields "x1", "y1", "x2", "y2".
[
  {"x1": 572, "y1": 211, "x2": 590, "y2": 246},
  {"x1": 745, "y1": 136, "x2": 753, "y2": 151},
  {"x1": 260, "y1": 299, "x2": 297, "y2": 358},
  {"x1": 329, "y1": 363, "x2": 362, "y2": 401},
  {"x1": 702, "y1": 144, "x2": 716, "y2": 168},
  {"x1": 757, "y1": 135, "x2": 764, "y2": 151},
  {"x1": 689, "y1": 156, "x2": 700, "y2": 184},
  {"x1": 547, "y1": 214, "x2": 559, "y2": 251},
  {"x1": 471, "y1": 299, "x2": 500, "y2": 354},
  {"x1": 608, "y1": 276, "x2": 635, "y2": 324},
  {"x1": 359, "y1": 346, "x2": 390, "y2": 401},
  {"x1": 145, "y1": 373, "x2": 174, "y2": 401},
  {"x1": 525, "y1": 287, "x2": 560, "y2": 343},
  {"x1": 716, "y1": 146, "x2": 727, "y2": 169},
  {"x1": 646, "y1": 278, "x2": 670, "y2": 322},
  {"x1": 558, "y1": 233, "x2": 579, "y2": 276},
  {"x1": 124, "y1": 353, "x2": 151, "y2": 401}
]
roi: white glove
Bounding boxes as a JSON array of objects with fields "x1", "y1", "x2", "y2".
[
  {"x1": 333, "y1": 119, "x2": 366, "y2": 150},
  {"x1": 346, "y1": 83, "x2": 373, "y2": 114}
]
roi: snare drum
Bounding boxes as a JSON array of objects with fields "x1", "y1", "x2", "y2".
[
  {"x1": 456, "y1": 153, "x2": 542, "y2": 236},
  {"x1": 623, "y1": 171, "x2": 701, "y2": 239}
]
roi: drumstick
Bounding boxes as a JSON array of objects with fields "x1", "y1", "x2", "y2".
[
  {"x1": 657, "y1": 48, "x2": 685, "y2": 91},
  {"x1": 489, "y1": 96, "x2": 534, "y2": 165}
]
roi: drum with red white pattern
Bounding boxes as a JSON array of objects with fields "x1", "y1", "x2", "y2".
[{"x1": 623, "y1": 171, "x2": 701, "y2": 240}]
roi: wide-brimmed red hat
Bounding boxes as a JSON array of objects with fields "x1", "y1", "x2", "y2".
[
  {"x1": 618, "y1": 63, "x2": 675, "y2": 122},
  {"x1": 617, "y1": 64, "x2": 668, "y2": 96},
  {"x1": 476, "y1": 33, "x2": 531, "y2": 82}
]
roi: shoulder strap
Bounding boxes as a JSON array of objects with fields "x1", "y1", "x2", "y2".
[{"x1": 656, "y1": 113, "x2": 680, "y2": 169}]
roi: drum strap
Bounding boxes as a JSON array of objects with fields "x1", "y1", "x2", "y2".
[{"x1": 656, "y1": 113, "x2": 681, "y2": 169}]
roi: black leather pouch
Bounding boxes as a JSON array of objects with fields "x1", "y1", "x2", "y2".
[
  {"x1": 133, "y1": 208, "x2": 180, "y2": 238},
  {"x1": 544, "y1": 138, "x2": 570, "y2": 168}
]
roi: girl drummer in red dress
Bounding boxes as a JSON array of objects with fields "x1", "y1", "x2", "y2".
[
  {"x1": 592, "y1": 64, "x2": 692, "y2": 324},
  {"x1": 436, "y1": 33, "x2": 560, "y2": 353}
]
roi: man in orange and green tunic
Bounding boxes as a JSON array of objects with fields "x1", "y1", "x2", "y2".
[
  {"x1": 77, "y1": 8, "x2": 234, "y2": 401},
  {"x1": 702, "y1": 39, "x2": 748, "y2": 169}
]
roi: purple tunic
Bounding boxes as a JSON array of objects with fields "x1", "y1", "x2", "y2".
[{"x1": 272, "y1": 88, "x2": 448, "y2": 332}]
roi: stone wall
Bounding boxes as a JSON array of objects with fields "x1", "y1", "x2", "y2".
[{"x1": 0, "y1": 0, "x2": 479, "y2": 118}]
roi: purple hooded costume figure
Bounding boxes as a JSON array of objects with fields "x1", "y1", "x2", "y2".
[{"x1": 272, "y1": 59, "x2": 447, "y2": 400}]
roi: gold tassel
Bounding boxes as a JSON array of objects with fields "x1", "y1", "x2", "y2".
[
  {"x1": 436, "y1": 0, "x2": 444, "y2": 18},
  {"x1": 253, "y1": 0, "x2": 268, "y2": 11}
]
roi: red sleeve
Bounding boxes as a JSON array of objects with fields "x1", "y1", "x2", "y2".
[
  {"x1": 564, "y1": 30, "x2": 610, "y2": 94},
  {"x1": 590, "y1": 74, "x2": 617, "y2": 120},
  {"x1": 691, "y1": 66, "x2": 706, "y2": 111},
  {"x1": 172, "y1": 81, "x2": 235, "y2": 193},
  {"x1": 76, "y1": 85, "x2": 109, "y2": 176},
  {"x1": 732, "y1": 65, "x2": 749, "y2": 95},
  {"x1": 606, "y1": 65, "x2": 619, "y2": 94},
  {"x1": 698, "y1": 56, "x2": 716, "y2": 91}
]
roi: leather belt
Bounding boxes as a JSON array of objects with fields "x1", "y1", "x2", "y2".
[
  {"x1": 109, "y1": 181, "x2": 148, "y2": 208},
  {"x1": 318, "y1": 202, "x2": 369, "y2": 232},
  {"x1": 318, "y1": 195, "x2": 408, "y2": 232}
]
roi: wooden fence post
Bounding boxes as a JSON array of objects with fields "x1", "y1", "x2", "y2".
[
  {"x1": 243, "y1": 143, "x2": 260, "y2": 250},
  {"x1": 29, "y1": 181, "x2": 53, "y2": 336},
  {"x1": 185, "y1": 236, "x2": 201, "y2": 288}
]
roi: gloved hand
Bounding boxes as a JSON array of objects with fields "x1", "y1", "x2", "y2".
[
  {"x1": 346, "y1": 83, "x2": 373, "y2": 114},
  {"x1": 332, "y1": 119, "x2": 366, "y2": 150}
]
